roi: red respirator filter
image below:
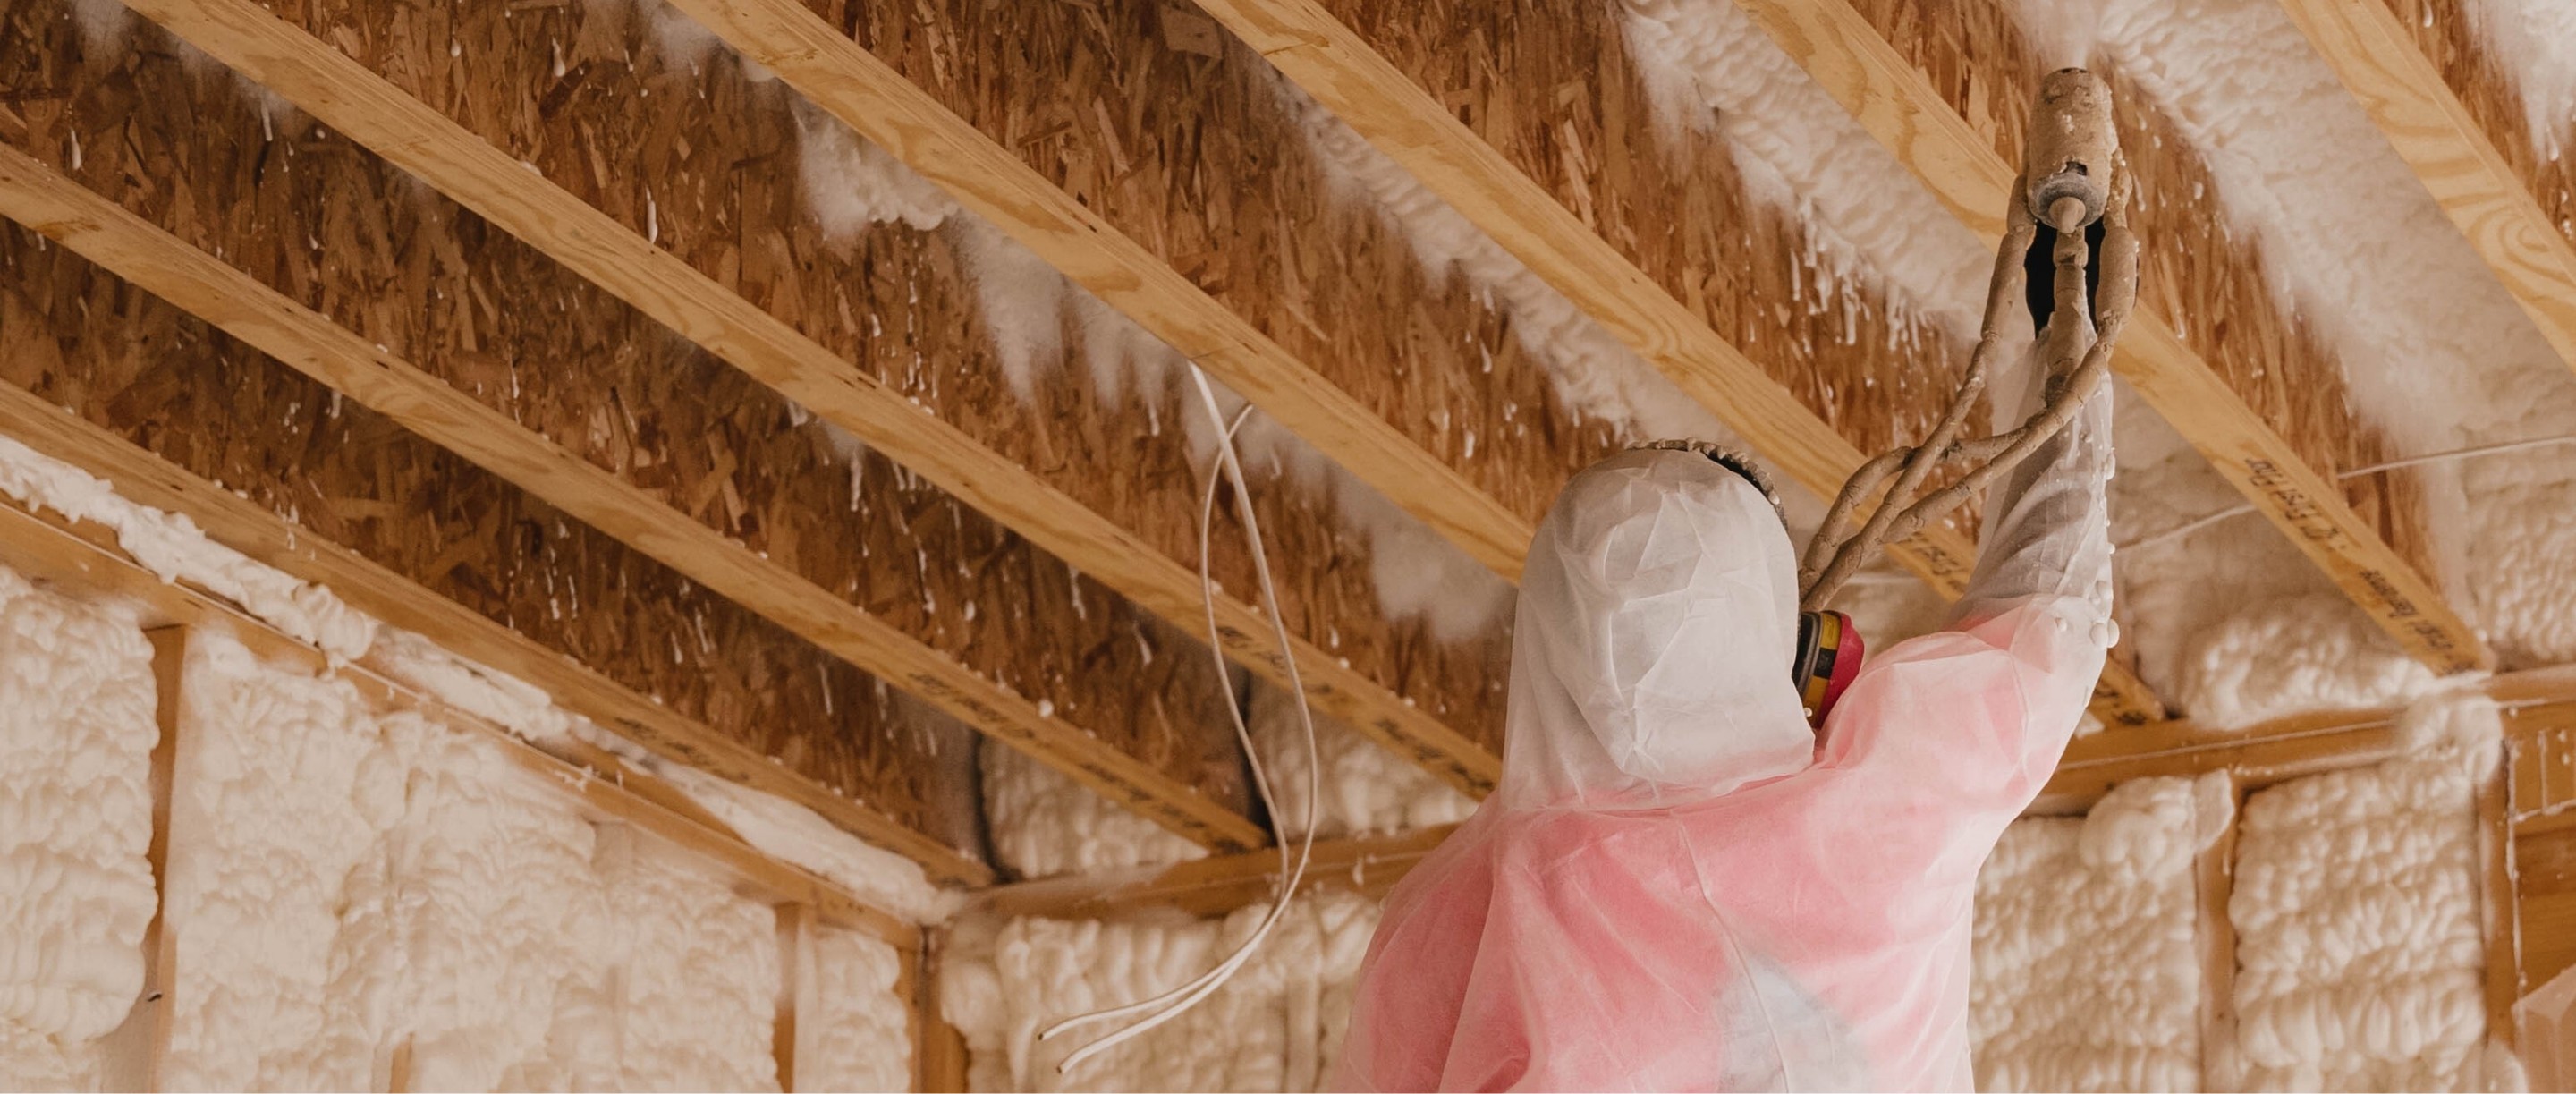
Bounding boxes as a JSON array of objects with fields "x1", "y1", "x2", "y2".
[{"x1": 1794, "y1": 610, "x2": 1866, "y2": 728}]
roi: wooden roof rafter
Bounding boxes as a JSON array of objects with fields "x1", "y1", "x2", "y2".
[
  {"x1": 1154, "y1": 0, "x2": 2168, "y2": 725},
  {"x1": 0, "y1": 143, "x2": 1266, "y2": 853},
  {"x1": 108, "y1": 0, "x2": 1502, "y2": 808},
  {"x1": 1729, "y1": 0, "x2": 2489, "y2": 681},
  {"x1": 0, "y1": 351, "x2": 995, "y2": 886},
  {"x1": 2272, "y1": 0, "x2": 2576, "y2": 381}
]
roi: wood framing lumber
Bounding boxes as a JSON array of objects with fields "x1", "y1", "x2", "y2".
[
  {"x1": 0, "y1": 490, "x2": 942, "y2": 936},
  {"x1": 2479, "y1": 751, "x2": 2523, "y2": 1047},
  {"x1": 1157, "y1": 0, "x2": 2167, "y2": 725},
  {"x1": 0, "y1": 376, "x2": 993, "y2": 886},
  {"x1": 1731, "y1": 0, "x2": 2487, "y2": 677},
  {"x1": 111, "y1": 0, "x2": 1500, "y2": 801},
  {"x1": 661, "y1": 0, "x2": 1528, "y2": 578},
  {"x1": 2038, "y1": 666, "x2": 2576, "y2": 812},
  {"x1": 970, "y1": 824, "x2": 1457, "y2": 920},
  {"x1": 2275, "y1": 0, "x2": 2576, "y2": 377},
  {"x1": 774, "y1": 903, "x2": 813, "y2": 1092},
  {"x1": 0, "y1": 144, "x2": 1265, "y2": 855},
  {"x1": 139, "y1": 626, "x2": 189, "y2": 1094},
  {"x1": 2196, "y1": 774, "x2": 2241, "y2": 1090}
]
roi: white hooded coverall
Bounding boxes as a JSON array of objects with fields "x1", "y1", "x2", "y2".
[{"x1": 1332, "y1": 373, "x2": 2116, "y2": 1092}]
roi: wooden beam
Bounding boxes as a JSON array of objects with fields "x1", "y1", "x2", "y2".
[
  {"x1": 2276, "y1": 0, "x2": 2576, "y2": 378},
  {"x1": 971, "y1": 824, "x2": 1456, "y2": 920},
  {"x1": 1732, "y1": 0, "x2": 2488, "y2": 677},
  {"x1": 1160, "y1": 0, "x2": 2163, "y2": 725},
  {"x1": 2479, "y1": 745, "x2": 2522, "y2": 1050},
  {"x1": 0, "y1": 146, "x2": 1263, "y2": 856},
  {"x1": 0, "y1": 492, "x2": 940, "y2": 937},
  {"x1": 113, "y1": 0, "x2": 1498, "y2": 801},
  {"x1": 911, "y1": 937, "x2": 967, "y2": 1094},
  {"x1": 140, "y1": 625, "x2": 189, "y2": 1094},
  {"x1": 2038, "y1": 666, "x2": 2576, "y2": 811},
  {"x1": 2196, "y1": 774, "x2": 2241, "y2": 1091},
  {"x1": 652, "y1": 0, "x2": 1526, "y2": 580},
  {"x1": 774, "y1": 903, "x2": 813, "y2": 1092},
  {"x1": 0, "y1": 378, "x2": 993, "y2": 887}
]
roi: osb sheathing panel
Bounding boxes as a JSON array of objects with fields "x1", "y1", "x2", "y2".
[
  {"x1": 0, "y1": 0, "x2": 1256, "y2": 809},
  {"x1": 236, "y1": 0, "x2": 1512, "y2": 740},
  {"x1": 1843, "y1": 0, "x2": 2437, "y2": 586},
  {"x1": 2377, "y1": 0, "x2": 2576, "y2": 281},
  {"x1": 1309, "y1": 0, "x2": 1978, "y2": 472},
  {"x1": 825, "y1": 0, "x2": 1601, "y2": 524},
  {"x1": 0, "y1": 219, "x2": 982, "y2": 854}
]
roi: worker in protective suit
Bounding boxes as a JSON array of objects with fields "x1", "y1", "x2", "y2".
[{"x1": 1331, "y1": 345, "x2": 2115, "y2": 1090}]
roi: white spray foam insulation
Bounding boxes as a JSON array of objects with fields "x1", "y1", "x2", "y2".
[
  {"x1": 0, "y1": 435, "x2": 378, "y2": 661},
  {"x1": 1262, "y1": 73, "x2": 1757, "y2": 448},
  {"x1": 938, "y1": 889, "x2": 1380, "y2": 1092},
  {"x1": 2229, "y1": 691, "x2": 2508, "y2": 1090},
  {"x1": 163, "y1": 632, "x2": 403, "y2": 1090},
  {"x1": 2462, "y1": 0, "x2": 2576, "y2": 162},
  {"x1": 1246, "y1": 683, "x2": 1473, "y2": 842},
  {"x1": 1970, "y1": 775, "x2": 2224, "y2": 1091},
  {"x1": 377, "y1": 721, "x2": 623, "y2": 1091},
  {"x1": 369, "y1": 632, "x2": 956, "y2": 926},
  {"x1": 798, "y1": 923, "x2": 915, "y2": 1093},
  {"x1": 980, "y1": 742, "x2": 1206, "y2": 880},
  {"x1": 2020, "y1": 0, "x2": 2576, "y2": 672},
  {"x1": 1612, "y1": 0, "x2": 1993, "y2": 350},
  {"x1": 2173, "y1": 592, "x2": 2437, "y2": 730},
  {"x1": 0, "y1": 566, "x2": 157, "y2": 1090},
  {"x1": 0, "y1": 423, "x2": 953, "y2": 923},
  {"x1": 604, "y1": 847, "x2": 784, "y2": 1092}
]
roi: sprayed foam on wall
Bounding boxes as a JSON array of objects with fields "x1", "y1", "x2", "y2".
[
  {"x1": 1247, "y1": 683, "x2": 1475, "y2": 842},
  {"x1": 939, "y1": 888, "x2": 1380, "y2": 1092},
  {"x1": 980, "y1": 742, "x2": 1207, "y2": 880},
  {"x1": 2228, "y1": 691, "x2": 2512, "y2": 1090},
  {"x1": 379, "y1": 719, "x2": 623, "y2": 1091},
  {"x1": 801, "y1": 923, "x2": 915, "y2": 1093},
  {"x1": 1970, "y1": 775, "x2": 2225, "y2": 1091},
  {"x1": 164, "y1": 632, "x2": 403, "y2": 1090},
  {"x1": 0, "y1": 432, "x2": 953, "y2": 923},
  {"x1": 0, "y1": 566, "x2": 157, "y2": 1090},
  {"x1": 606, "y1": 847, "x2": 784, "y2": 1092}
]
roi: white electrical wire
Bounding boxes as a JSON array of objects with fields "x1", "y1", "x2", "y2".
[
  {"x1": 2118, "y1": 433, "x2": 2576, "y2": 554},
  {"x1": 1037, "y1": 367, "x2": 1327, "y2": 1074}
]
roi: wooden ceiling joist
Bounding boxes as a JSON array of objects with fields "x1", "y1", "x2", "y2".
[
  {"x1": 0, "y1": 144, "x2": 1265, "y2": 855},
  {"x1": 700, "y1": 0, "x2": 1537, "y2": 582},
  {"x1": 1731, "y1": 0, "x2": 2489, "y2": 679},
  {"x1": 1159, "y1": 0, "x2": 2166, "y2": 725},
  {"x1": 114, "y1": 0, "x2": 1503, "y2": 801},
  {"x1": 2274, "y1": 0, "x2": 2576, "y2": 377},
  {"x1": 0, "y1": 351, "x2": 993, "y2": 886}
]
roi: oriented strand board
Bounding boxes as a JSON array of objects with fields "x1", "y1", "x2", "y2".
[
  {"x1": 0, "y1": 0, "x2": 1255, "y2": 818},
  {"x1": 235, "y1": 0, "x2": 1512, "y2": 759},
  {"x1": 0, "y1": 213, "x2": 986, "y2": 859}
]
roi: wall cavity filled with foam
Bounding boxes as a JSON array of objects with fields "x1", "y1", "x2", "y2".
[
  {"x1": 0, "y1": 566, "x2": 157, "y2": 1090},
  {"x1": 939, "y1": 889, "x2": 1380, "y2": 1092},
  {"x1": 1970, "y1": 776, "x2": 2224, "y2": 1091},
  {"x1": 147, "y1": 632, "x2": 923, "y2": 1091},
  {"x1": 2228, "y1": 696, "x2": 2511, "y2": 1090},
  {"x1": 801, "y1": 924, "x2": 916, "y2": 1093},
  {"x1": 1246, "y1": 683, "x2": 1476, "y2": 842}
]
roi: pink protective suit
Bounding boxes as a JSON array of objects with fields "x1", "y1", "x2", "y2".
[{"x1": 1334, "y1": 375, "x2": 2116, "y2": 1091}]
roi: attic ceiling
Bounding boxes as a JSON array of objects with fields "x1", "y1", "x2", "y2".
[{"x1": 2, "y1": 0, "x2": 2573, "y2": 881}]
